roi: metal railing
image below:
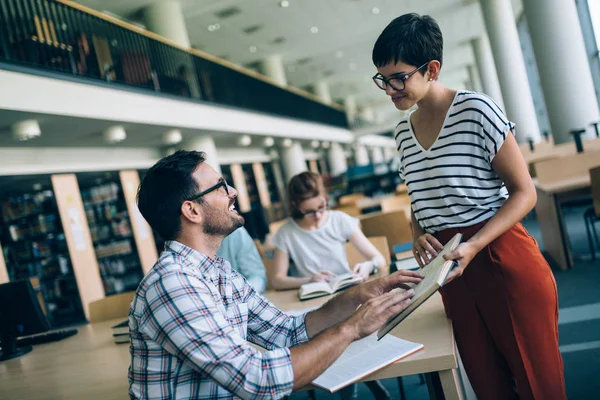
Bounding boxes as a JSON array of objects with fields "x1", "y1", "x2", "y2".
[{"x1": 0, "y1": 0, "x2": 348, "y2": 128}]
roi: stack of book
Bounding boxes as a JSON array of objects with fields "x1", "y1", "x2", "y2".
[{"x1": 112, "y1": 320, "x2": 129, "y2": 344}]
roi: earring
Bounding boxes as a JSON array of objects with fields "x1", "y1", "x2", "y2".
[{"x1": 428, "y1": 78, "x2": 433, "y2": 81}]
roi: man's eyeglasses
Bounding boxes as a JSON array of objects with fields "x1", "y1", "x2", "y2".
[
  {"x1": 372, "y1": 61, "x2": 430, "y2": 91},
  {"x1": 297, "y1": 204, "x2": 327, "y2": 219},
  {"x1": 188, "y1": 179, "x2": 229, "y2": 201}
]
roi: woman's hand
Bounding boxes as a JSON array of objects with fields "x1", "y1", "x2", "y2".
[
  {"x1": 309, "y1": 270, "x2": 336, "y2": 283},
  {"x1": 412, "y1": 233, "x2": 444, "y2": 268},
  {"x1": 443, "y1": 241, "x2": 480, "y2": 283},
  {"x1": 352, "y1": 261, "x2": 373, "y2": 280}
]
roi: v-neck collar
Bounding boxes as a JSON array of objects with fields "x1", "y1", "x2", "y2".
[{"x1": 408, "y1": 90, "x2": 460, "y2": 153}]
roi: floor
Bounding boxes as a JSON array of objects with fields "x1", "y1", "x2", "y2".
[{"x1": 289, "y1": 205, "x2": 600, "y2": 399}]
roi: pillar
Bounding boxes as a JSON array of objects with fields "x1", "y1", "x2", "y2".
[
  {"x1": 186, "y1": 136, "x2": 222, "y2": 175},
  {"x1": 523, "y1": 0, "x2": 600, "y2": 143},
  {"x1": 359, "y1": 107, "x2": 376, "y2": 124},
  {"x1": 471, "y1": 36, "x2": 506, "y2": 111},
  {"x1": 467, "y1": 65, "x2": 483, "y2": 93},
  {"x1": 344, "y1": 95, "x2": 358, "y2": 126},
  {"x1": 383, "y1": 147, "x2": 396, "y2": 162},
  {"x1": 370, "y1": 147, "x2": 384, "y2": 164},
  {"x1": 328, "y1": 142, "x2": 348, "y2": 177},
  {"x1": 142, "y1": 1, "x2": 191, "y2": 48},
  {"x1": 313, "y1": 80, "x2": 332, "y2": 104},
  {"x1": 279, "y1": 141, "x2": 307, "y2": 182},
  {"x1": 260, "y1": 55, "x2": 287, "y2": 86},
  {"x1": 479, "y1": 0, "x2": 541, "y2": 143},
  {"x1": 354, "y1": 145, "x2": 370, "y2": 166}
]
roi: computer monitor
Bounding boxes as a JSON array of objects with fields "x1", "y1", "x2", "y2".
[{"x1": 0, "y1": 280, "x2": 50, "y2": 361}]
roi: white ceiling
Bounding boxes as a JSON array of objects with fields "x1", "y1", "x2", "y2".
[{"x1": 72, "y1": 0, "x2": 512, "y2": 124}]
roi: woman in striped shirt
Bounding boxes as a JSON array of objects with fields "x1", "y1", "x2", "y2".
[{"x1": 371, "y1": 13, "x2": 566, "y2": 400}]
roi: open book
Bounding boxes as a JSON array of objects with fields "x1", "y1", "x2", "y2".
[
  {"x1": 312, "y1": 333, "x2": 423, "y2": 392},
  {"x1": 299, "y1": 273, "x2": 363, "y2": 301},
  {"x1": 378, "y1": 233, "x2": 463, "y2": 340}
]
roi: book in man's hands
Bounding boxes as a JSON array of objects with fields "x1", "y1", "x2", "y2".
[
  {"x1": 312, "y1": 333, "x2": 423, "y2": 393},
  {"x1": 299, "y1": 273, "x2": 363, "y2": 301},
  {"x1": 378, "y1": 233, "x2": 463, "y2": 340}
]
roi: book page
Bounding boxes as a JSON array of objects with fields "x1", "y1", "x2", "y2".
[
  {"x1": 330, "y1": 272, "x2": 362, "y2": 291},
  {"x1": 312, "y1": 333, "x2": 423, "y2": 392},
  {"x1": 299, "y1": 281, "x2": 332, "y2": 298}
]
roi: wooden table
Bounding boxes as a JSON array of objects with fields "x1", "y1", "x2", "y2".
[
  {"x1": 535, "y1": 175, "x2": 592, "y2": 270},
  {"x1": 0, "y1": 293, "x2": 464, "y2": 400},
  {"x1": 266, "y1": 290, "x2": 465, "y2": 399}
]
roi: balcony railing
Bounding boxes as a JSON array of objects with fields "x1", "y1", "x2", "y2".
[{"x1": 0, "y1": 0, "x2": 348, "y2": 128}]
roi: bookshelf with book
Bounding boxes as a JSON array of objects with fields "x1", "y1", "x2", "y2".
[
  {"x1": 0, "y1": 179, "x2": 86, "y2": 327},
  {"x1": 78, "y1": 173, "x2": 144, "y2": 296},
  {"x1": 262, "y1": 162, "x2": 287, "y2": 223},
  {"x1": 241, "y1": 163, "x2": 261, "y2": 210}
]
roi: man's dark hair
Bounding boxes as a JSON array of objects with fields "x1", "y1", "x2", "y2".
[
  {"x1": 372, "y1": 13, "x2": 443, "y2": 71},
  {"x1": 137, "y1": 150, "x2": 206, "y2": 240}
]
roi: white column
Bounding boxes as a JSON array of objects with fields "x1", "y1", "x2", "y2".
[
  {"x1": 185, "y1": 136, "x2": 221, "y2": 175},
  {"x1": 523, "y1": 0, "x2": 600, "y2": 144},
  {"x1": 359, "y1": 107, "x2": 376, "y2": 124},
  {"x1": 479, "y1": 0, "x2": 541, "y2": 143},
  {"x1": 313, "y1": 80, "x2": 332, "y2": 104},
  {"x1": 471, "y1": 36, "x2": 506, "y2": 111},
  {"x1": 370, "y1": 147, "x2": 384, "y2": 164},
  {"x1": 279, "y1": 142, "x2": 307, "y2": 182},
  {"x1": 467, "y1": 65, "x2": 483, "y2": 93},
  {"x1": 344, "y1": 95, "x2": 358, "y2": 125},
  {"x1": 328, "y1": 142, "x2": 348, "y2": 177},
  {"x1": 142, "y1": 1, "x2": 191, "y2": 48},
  {"x1": 354, "y1": 145, "x2": 370, "y2": 166},
  {"x1": 383, "y1": 147, "x2": 396, "y2": 162},
  {"x1": 260, "y1": 55, "x2": 287, "y2": 86}
]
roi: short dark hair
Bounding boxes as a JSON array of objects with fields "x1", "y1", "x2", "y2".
[
  {"x1": 137, "y1": 150, "x2": 206, "y2": 240},
  {"x1": 372, "y1": 13, "x2": 443, "y2": 71},
  {"x1": 287, "y1": 172, "x2": 329, "y2": 219}
]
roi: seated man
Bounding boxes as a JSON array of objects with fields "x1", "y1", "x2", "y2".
[
  {"x1": 217, "y1": 225, "x2": 267, "y2": 293},
  {"x1": 130, "y1": 150, "x2": 421, "y2": 399}
]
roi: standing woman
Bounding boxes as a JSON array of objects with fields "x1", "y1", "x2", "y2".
[{"x1": 370, "y1": 13, "x2": 566, "y2": 400}]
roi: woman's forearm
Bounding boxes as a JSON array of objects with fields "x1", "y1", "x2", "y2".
[
  {"x1": 271, "y1": 275, "x2": 311, "y2": 290},
  {"x1": 468, "y1": 189, "x2": 536, "y2": 252}
]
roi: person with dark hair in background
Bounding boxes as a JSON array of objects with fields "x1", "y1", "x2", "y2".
[
  {"x1": 372, "y1": 13, "x2": 566, "y2": 400},
  {"x1": 269, "y1": 171, "x2": 392, "y2": 399},
  {"x1": 129, "y1": 150, "x2": 422, "y2": 399}
]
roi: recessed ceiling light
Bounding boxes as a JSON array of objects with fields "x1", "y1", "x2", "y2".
[
  {"x1": 249, "y1": 45, "x2": 257, "y2": 53},
  {"x1": 279, "y1": 0, "x2": 290, "y2": 7},
  {"x1": 263, "y1": 137, "x2": 275, "y2": 147},
  {"x1": 282, "y1": 138, "x2": 293, "y2": 147},
  {"x1": 321, "y1": 142, "x2": 331, "y2": 149},
  {"x1": 163, "y1": 129, "x2": 182, "y2": 145},
  {"x1": 335, "y1": 50, "x2": 344, "y2": 59},
  {"x1": 11, "y1": 119, "x2": 41, "y2": 141},
  {"x1": 311, "y1": 140, "x2": 320, "y2": 148},
  {"x1": 237, "y1": 135, "x2": 252, "y2": 147},
  {"x1": 372, "y1": 7, "x2": 380, "y2": 14},
  {"x1": 207, "y1": 23, "x2": 220, "y2": 32},
  {"x1": 349, "y1": 62, "x2": 357, "y2": 70},
  {"x1": 310, "y1": 26, "x2": 319, "y2": 34},
  {"x1": 103, "y1": 125, "x2": 127, "y2": 144}
]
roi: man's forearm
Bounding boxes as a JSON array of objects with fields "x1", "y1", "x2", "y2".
[
  {"x1": 290, "y1": 322, "x2": 354, "y2": 389},
  {"x1": 304, "y1": 287, "x2": 362, "y2": 337}
]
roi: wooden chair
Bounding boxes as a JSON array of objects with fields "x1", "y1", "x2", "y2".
[
  {"x1": 345, "y1": 236, "x2": 391, "y2": 273},
  {"x1": 88, "y1": 291, "x2": 135, "y2": 323},
  {"x1": 584, "y1": 166, "x2": 600, "y2": 259},
  {"x1": 359, "y1": 211, "x2": 413, "y2": 256},
  {"x1": 380, "y1": 195, "x2": 411, "y2": 217},
  {"x1": 338, "y1": 193, "x2": 365, "y2": 206},
  {"x1": 332, "y1": 205, "x2": 362, "y2": 217}
]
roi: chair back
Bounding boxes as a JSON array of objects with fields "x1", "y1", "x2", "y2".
[
  {"x1": 359, "y1": 211, "x2": 412, "y2": 255},
  {"x1": 345, "y1": 236, "x2": 391, "y2": 274},
  {"x1": 591, "y1": 166, "x2": 600, "y2": 217},
  {"x1": 380, "y1": 195, "x2": 411, "y2": 216},
  {"x1": 88, "y1": 291, "x2": 135, "y2": 323}
]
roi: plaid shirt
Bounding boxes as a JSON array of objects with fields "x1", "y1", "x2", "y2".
[{"x1": 128, "y1": 241, "x2": 309, "y2": 399}]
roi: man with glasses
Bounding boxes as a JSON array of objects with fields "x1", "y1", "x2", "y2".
[{"x1": 129, "y1": 150, "x2": 422, "y2": 399}]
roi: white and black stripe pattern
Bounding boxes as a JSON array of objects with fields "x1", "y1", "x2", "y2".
[{"x1": 395, "y1": 91, "x2": 515, "y2": 233}]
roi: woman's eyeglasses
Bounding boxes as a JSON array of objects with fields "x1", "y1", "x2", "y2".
[
  {"x1": 372, "y1": 61, "x2": 430, "y2": 91},
  {"x1": 297, "y1": 204, "x2": 327, "y2": 219}
]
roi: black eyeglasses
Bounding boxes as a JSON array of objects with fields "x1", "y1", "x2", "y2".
[
  {"x1": 188, "y1": 179, "x2": 229, "y2": 201},
  {"x1": 296, "y1": 204, "x2": 327, "y2": 219},
  {"x1": 372, "y1": 62, "x2": 430, "y2": 91}
]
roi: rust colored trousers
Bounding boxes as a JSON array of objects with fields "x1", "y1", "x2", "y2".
[{"x1": 436, "y1": 221, "x2": 567, "y2": 400}]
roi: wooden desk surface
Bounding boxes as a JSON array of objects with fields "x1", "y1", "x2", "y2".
[
  {"x1": 265, "y1": 290, "x2": 457, "y2": 378},
  {"x1": 0, "y1": 293, "x2": 456, "y2": 400},
  {"x1": 534, "y1": 175, "x2": 591, "y2": 194}
]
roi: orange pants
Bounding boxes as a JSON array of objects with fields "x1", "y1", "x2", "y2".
[{"x1": 436, "y1": 221, "x2": 567, "y2": 400}]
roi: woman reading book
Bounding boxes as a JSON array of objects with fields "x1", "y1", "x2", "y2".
[
  {"x1": 371, "y1": 13, "x2": 566, "y2": 400},
  {"x1": 270, "y1": 171, "x2": 391, "y2": 400}
]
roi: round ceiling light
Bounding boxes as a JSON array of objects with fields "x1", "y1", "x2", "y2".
[
  {"x1": 163, "y1": 129, "x2": 182, "y2": 145},
  {"x1": 321, "y1": 141, "x2": 331, "y2": 149},
  {"x1": 11, "y1": 119, "x2": 41, "y2": 141},
  {"x1": 103, "y1": 125, "x2": 127, "y2": 144},
  {"x1": 263, "y1": 137, "x2": 275, "y2": 147},
  {"x1": 237, "y1": 135, "x2": 252, "y2": 147},
  {"x1": 311, "y1": 140, "x2": 320, "y2": 148},
  {"x1": 281, "y1": 138, "x2": 293, "y2": 148}
]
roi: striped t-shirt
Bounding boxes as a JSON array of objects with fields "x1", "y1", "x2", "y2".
[{"x1": 395, "y1": 90, "x2": 515, "y2": 233}]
